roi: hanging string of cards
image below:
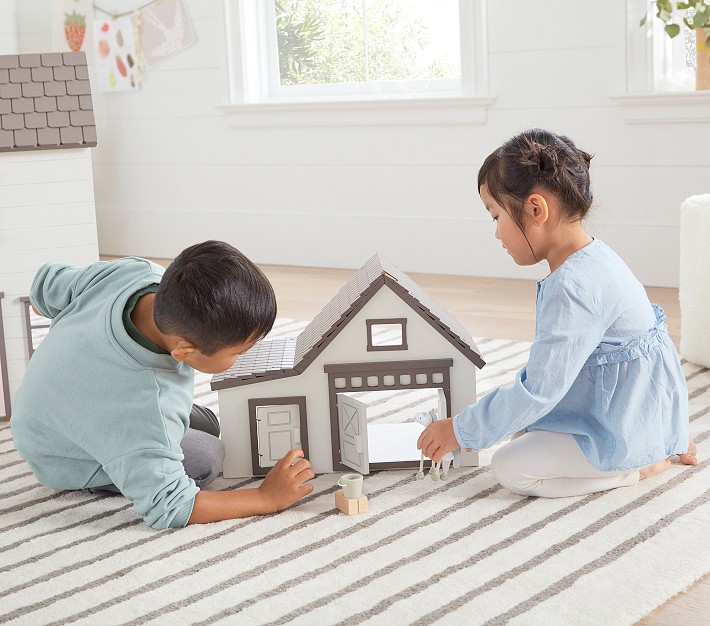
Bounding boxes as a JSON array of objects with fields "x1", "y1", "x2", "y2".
[{"x1": 52, "y1": 0, "x2": 196, "y2": 92}]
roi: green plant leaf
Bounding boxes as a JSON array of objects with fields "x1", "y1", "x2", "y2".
[
  {"x1": 657, "y1": 0, "x2": 674, "y2": 14},
  {"x1": 665, "y1": 23, "x2": 681, "y2": 37}
]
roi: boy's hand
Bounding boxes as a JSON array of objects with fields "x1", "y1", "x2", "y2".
[
  {"x1": 258, "y1": 449, "x2": 314, "y2": 514},
  {"x1": 188, "y1": 449, "x2": 314, "y2": 524},
  {"x1": 417, "y1": 418, "x2": 460, "y2": 462}
]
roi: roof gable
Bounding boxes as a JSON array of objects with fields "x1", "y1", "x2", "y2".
[
  {"x1": 294, "y1": 253, "x2": 485, "y2": 371},
  {"x1": 211, "y1": 254, "x2": 485, "y2": 391},
  {"x1": 0, "y1": 52, "x2": 97, "y2": 152}
]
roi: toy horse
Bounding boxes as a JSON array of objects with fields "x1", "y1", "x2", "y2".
[{"x1": 414, "y1": 408, "x2": 457, "y2": 481}]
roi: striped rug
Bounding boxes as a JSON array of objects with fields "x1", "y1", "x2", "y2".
[{"x1": 1, "y1": 319, "x2": 709, "y2": 625}]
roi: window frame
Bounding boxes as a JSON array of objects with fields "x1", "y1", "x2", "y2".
[
  {"x1": 612, "y1": 0, "x2": 710, "y2": 123},
  {"x1": 366, "y1": 318, "x2": 408, "y2": 352},
  {"x1": 625, "y1": 0, "x2": 696, "y2": 93},
  {"x1": 221, "y1": 0, "x2": 493, "y2": 126}
]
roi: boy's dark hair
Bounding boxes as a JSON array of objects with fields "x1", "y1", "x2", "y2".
[
  {"x1": 477, "y1": 128, "x2": 594, "y2": 232},
  {"x1": 153, "y1": 240, "x2": 276, "y2": 356}
]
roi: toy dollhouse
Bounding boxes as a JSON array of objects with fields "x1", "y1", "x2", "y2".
[
  {"x1": 212, "y1": 254, "x2": 486, "y2": 478},
  {"x1": 0, "y1": 51, "x2": 99, "y2": 419}
]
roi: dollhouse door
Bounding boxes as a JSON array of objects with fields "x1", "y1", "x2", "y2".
[
  {"x1": 255, "y1": 404, "x2": 303, "y2": 468},
  {"x1": 336, "y1": 393, "x2": 369, "y2": 474},
  {"x1": 437, "y1": 388, "x2": 447, "y2": 419}
]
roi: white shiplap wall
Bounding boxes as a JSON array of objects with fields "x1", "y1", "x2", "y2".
[
  {"x1": 0, "y1": 149, "x2": 99, "y2": 401},
  {"x1": 15, "y1": 0, "x2": 710, "y2": 287}
]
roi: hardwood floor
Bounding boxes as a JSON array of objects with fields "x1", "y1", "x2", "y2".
[
  {"x1": 257, "y1": 264, "x2": 682, "y2": 349},
  {"x1": 110, "y1": 257, "x2": 704, "y2": 622}
]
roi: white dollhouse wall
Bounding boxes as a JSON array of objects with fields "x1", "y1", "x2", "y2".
[{"x1": 0, "y1": 147, "x2": 99, "y2": 409}]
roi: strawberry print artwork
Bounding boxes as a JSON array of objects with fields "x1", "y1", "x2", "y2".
[
  {"x1": 64, "y1": 11, "x2": 87, "y2": 52},
  {"x1": 53, "y1": 0, "x2": 95, "y2": 53}
]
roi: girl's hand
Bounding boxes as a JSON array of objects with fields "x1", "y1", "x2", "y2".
[
  {"x1": 258, "y1": 449, "x2": 314, "y2": 513},
  {"x1": 417, "y1": 418, "x2": 460, "y2": 462}
]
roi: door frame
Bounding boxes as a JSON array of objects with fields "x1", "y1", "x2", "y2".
[
  {"x1": 324, "y1": 359, "x2": 453, "y2": 473},
  {"x1": 248, "y1": 396, "x2": 309, "y2": 476}
]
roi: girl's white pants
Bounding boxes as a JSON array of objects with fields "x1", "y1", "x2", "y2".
[{"x1": 491, "y1": 430, "x2": 640, "y2": 497}]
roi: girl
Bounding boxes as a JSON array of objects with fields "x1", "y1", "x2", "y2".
[{"x1": 417, "y1": 128, "x2": 697, "y2": 497}]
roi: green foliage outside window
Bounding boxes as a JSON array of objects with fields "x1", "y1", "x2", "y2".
[
  {"x1": 641, "y1": 0, "x2": 710, "y2": 42},
  {"x1": 275, "y1": 0, "x2": 459, "y2": 86}
]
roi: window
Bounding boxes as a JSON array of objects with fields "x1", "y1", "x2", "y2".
[
  {"x1": 366, "y1": 318, "x2": 407, "y2": 351},
  {"x1": 650, "y1": 13, "x2": 698, "y2": 91},
  {"x1": 222, "y1": 0, "x2": 493, "y2": 125},
  {"x1": 268, "y1": 0, "x2": 461, "y2": 99},
  {"x1": 626, "y1": 0, "x2": 708, "y2": 92},
  {"x1": 612, "y1": 0, "x2": 710, "y2": 124}
]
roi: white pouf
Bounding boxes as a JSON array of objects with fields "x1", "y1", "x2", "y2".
[{"x1": 680, "y1": 194, "x2": 710, "y2": 367}]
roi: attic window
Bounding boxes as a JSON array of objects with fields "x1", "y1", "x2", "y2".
[{"x1": 367, "y1": 318, "x2": 407, "y2": 352}]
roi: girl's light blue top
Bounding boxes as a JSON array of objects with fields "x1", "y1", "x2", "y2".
[{"x1": 453, "y1": 239, "x2": 688, "y2": 471}]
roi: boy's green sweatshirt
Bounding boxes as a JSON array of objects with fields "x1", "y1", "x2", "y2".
[{"x1": 11, "y1": 258, "x2": 199, "y2": 529}]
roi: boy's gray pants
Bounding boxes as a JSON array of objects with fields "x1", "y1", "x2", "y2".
[
  {"x1": 90, "y1": 404, "x2": 225, "y2": 493},
  {"x1": 180, "y1": 404, "x2": 225, "y2": 488}
]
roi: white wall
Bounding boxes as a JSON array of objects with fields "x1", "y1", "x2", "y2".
[
  {"x1": 0, "y1": 0, "x2": 17, "y2": 54},
  {"x1": 16, "y1": 0, "x2": 710, "y2": 287}
]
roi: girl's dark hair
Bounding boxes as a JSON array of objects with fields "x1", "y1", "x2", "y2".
[
  {"x1": 477, "y1": 128, "x2": 594, "y2": 231},
  {"x1": 153, "y1": 240, "x2": 276, "y2": 356}
]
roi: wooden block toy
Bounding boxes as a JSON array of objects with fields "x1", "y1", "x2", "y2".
[{"x1": 335, "y1": 490, "x2": 368, "y2": 515}]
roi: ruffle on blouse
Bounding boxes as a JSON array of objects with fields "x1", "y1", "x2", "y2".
[{"x1": 584, "y1": 304, "x2": 668, "y2": 367}]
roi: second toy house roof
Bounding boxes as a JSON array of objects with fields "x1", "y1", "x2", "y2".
[
  {"x1": 0, "y1": 52, "x2": 97, "y2": 152},
  {"x1": 211, "y1": 254, "x2": 485, "y2": 391}
]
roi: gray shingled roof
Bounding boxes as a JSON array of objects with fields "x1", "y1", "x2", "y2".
[
  {"x1": 211, "y1": 254, "x2": 485, "y2": 391},
  {"x1": 0, "y1": 52, "x2": 97, "y2": 152}
]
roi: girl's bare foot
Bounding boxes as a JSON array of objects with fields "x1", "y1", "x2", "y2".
[
  {"x1": 677, "y1": 439, "x2": 699, "y2": 466},
  {"x1": 639, "y1": 459, "x2": 672, "y2": 480}
]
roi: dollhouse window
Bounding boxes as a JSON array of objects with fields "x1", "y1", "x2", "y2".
[{"x1": 366, "y1": 318, "x2": 407, "y2": 351}]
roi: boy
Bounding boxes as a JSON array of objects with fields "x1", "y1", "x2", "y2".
[{"x1": 11, "y1": 240, "x2": 314, "y2": 529}]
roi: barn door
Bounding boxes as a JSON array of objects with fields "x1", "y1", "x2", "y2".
[
  {"x1": 336, "y1": 394, "x2": 369, "y2": 474},
  {"x1": 437, "y1": 388, "x2": 448, "y2": 420}
]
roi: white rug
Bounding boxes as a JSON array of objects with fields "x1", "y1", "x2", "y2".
[{"x1": 1, "y1": 319, "x2": 709, "y2": 625}]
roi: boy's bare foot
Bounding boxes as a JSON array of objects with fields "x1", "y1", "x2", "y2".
[
  {"x1": 638, "y1": 459, "x2": 672, "y2": 480},
  {"x1": 677, "y1": 439, "x2": 699, "y2": 466}
]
